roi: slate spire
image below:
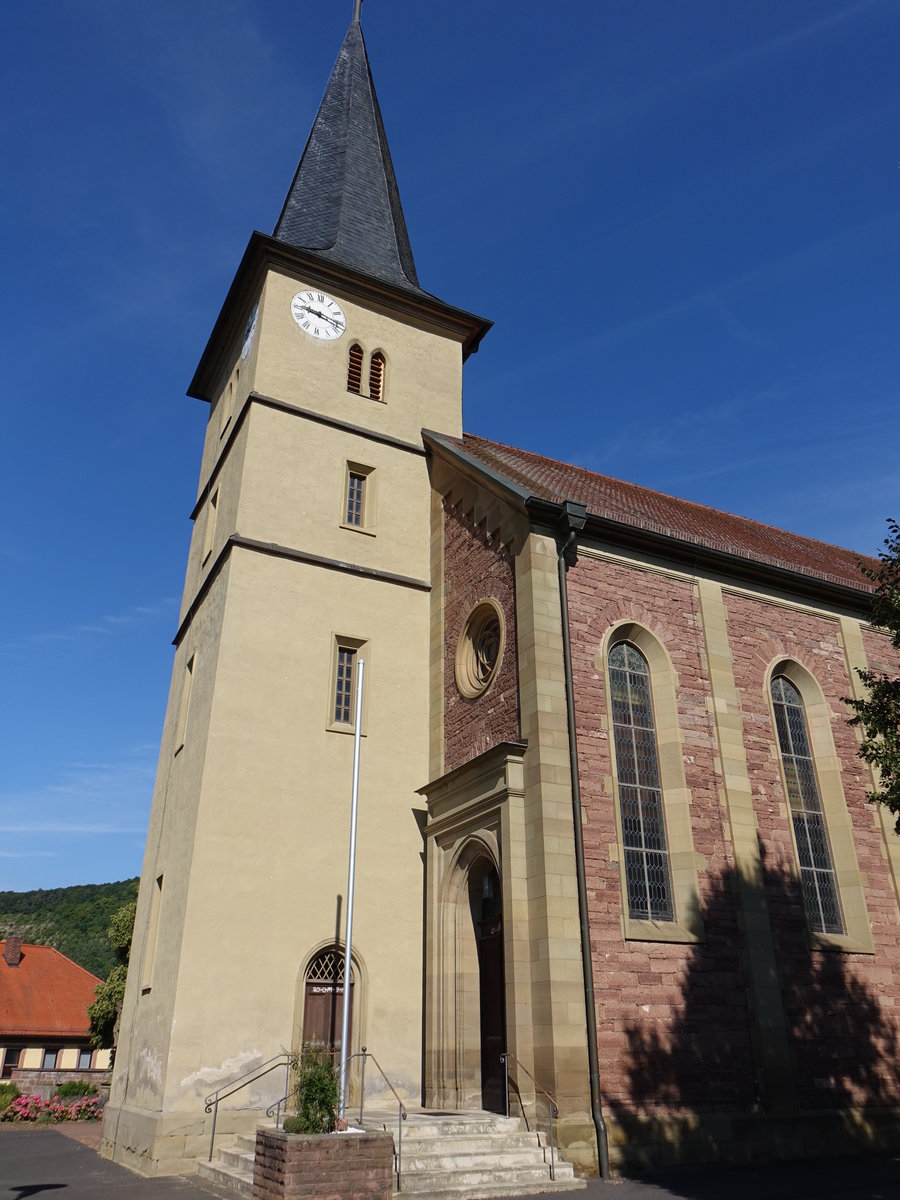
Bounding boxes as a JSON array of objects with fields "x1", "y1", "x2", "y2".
[{"x1": 273, "y1": 10, "x2": 421, "y2": 292}]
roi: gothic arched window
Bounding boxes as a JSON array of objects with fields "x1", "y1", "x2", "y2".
[
  {"x1": 347, "y1": 343, "x2": 363, "y2": 394},
  {"x1": 771, "y1": 675, "x2": 844, "y2": 934},
  {"x1": 609, "y1": 642, "x2": 674, "y2": 922}
]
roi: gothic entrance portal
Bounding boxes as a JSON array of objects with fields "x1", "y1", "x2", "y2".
[{"x1": 469, "y1": 861, "x2": 506, "y2": 1113}]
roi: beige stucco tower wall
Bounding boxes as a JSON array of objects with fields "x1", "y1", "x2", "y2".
[{"x1": 101, "y1": 240, "x2": 488, "y2": 1174}]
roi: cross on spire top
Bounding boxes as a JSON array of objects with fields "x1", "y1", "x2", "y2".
[{"x1": 353, "y1": 0, "x2": 363, "y2": 23}]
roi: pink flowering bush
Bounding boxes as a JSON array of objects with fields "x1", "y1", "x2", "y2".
[{"x1": 0, "y1": 1093, "x2": 101, "y2": 1123}]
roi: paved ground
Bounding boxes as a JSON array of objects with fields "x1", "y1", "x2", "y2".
[
  {"x1": 0, "y1": 1128, "x2": 232, "y2": 1200},
  {"x1": 0, "y1": 1127, "x2": 898, "y2": 1199},
  {"x1": 580, "y1": 1152, "x2": 900, "y2": 1200}
]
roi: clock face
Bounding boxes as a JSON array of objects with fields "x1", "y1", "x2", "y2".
[
  {"x1": 290, "y1": 290, "x2": 346, "y2": 341},
  {"x1": 240, "y1": 303, "x2": 258, "y2": 360}
]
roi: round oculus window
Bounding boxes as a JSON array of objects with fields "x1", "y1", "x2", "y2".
[{"x1": 456, "y1": 602, "x2": 505, "y2": 698}]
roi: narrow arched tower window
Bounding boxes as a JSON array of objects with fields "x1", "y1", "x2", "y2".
[
  {"x1": 609, "y1": 642, "x2": 674, "y2": 921},
  {"x1": 347, "y1": 343, "x2": 363, "y2": 394},
  {"x1": 771, "y1": 675, "x2": 844, "y2": 934},
  {"x1": 368, "y1": 352, "x2": 385, "y2": 402}
]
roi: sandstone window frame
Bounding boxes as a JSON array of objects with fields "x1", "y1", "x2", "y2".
[
  {"x1": 765, "y1": 658, "x2": 874, "y2": 954},
  {"x1": 326, "y1": 635, "x2": 370, "y2": 736},
  {"x1": 601, "y1": 622, "x2": 704, "y2": 945},
  {"x1": 340, "y1": 462, "x2": 376, "y2": 537}
]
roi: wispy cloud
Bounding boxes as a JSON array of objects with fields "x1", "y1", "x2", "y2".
[{"x1": 1, "y1": 597, "x2": 178, "y2": 659}]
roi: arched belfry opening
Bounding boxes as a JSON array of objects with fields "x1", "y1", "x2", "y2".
[{"x1": 468, "y1": 860, "x2": 506, "y2": 1112}]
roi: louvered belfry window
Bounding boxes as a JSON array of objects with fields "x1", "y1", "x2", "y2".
[
  {"x1": 369, "y1": 352, "x2": 385, "y2": 402},
  {"x1": 771, "y1": 676, "x2": 844, "y2": 934},
  {"x1": 609, "y1": 642, "x2": 674, "y2": 921},
  {"x1": 347, "y1": 343, "x2": 363, "y2": 394}
]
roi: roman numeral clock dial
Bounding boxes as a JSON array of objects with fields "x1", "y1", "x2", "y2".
[{"x1": 290, "y1": 290, "x2": 347, "y2": 340}]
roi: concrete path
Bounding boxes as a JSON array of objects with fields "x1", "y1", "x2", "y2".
[{"x1": 1, "y1": 1127, "x2": 898, "y2": 1199}]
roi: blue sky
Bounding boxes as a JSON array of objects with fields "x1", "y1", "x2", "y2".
[{"x1": 1, "y1": 1, "x2": 897, "y2": 891}]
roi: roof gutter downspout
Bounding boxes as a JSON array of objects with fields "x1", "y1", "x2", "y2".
[{"x1": 557, "y1": 501, "x2": 611, "y2": 1181}]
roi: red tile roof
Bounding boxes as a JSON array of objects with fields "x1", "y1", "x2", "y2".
[
  {"x1": 0, "y1": 942, "x2": 101, "y2": 1039},
  {"x1": 457, "y1": 434, "x2": 877, "y2": 594}
]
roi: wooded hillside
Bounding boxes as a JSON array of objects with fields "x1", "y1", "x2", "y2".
[{"x1": 0, "y1": 878, "x2": 139, "y2": 978}]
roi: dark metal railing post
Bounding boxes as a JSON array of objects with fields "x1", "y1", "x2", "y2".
[
  {"x1": 359, "y1": 1047, "x2": 367, "y2": 1125},
  {"x1": 549, "y1": 1103, "x2": 556, "y2": 1181},
  {"x1": 208, "y1": 1097, "x2": 219, "y2": 1161},
  {"x1": 502, "y1": 1053, "x2": 510, "y2": 1118},
  {"x1": 397, "y1": 1105, "x2": 403, "y2": 1192}
]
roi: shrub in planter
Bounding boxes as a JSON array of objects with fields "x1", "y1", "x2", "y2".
[
  {"x1": 54, "y1": 1080, "x2": 99, "y2": 1099},
  {"x1": 0, "y1": 1082, "x2": 20, "y2": 1115},
  {"x1": 283, "y1": 1046, "x2": 338, "y2": 1134}
]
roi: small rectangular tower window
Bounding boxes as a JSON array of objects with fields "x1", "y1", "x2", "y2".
[
  {"x1": 140, "y1": 874, "x2": 164, "y2": 994},
  {"x1": 346, "y1": 473, "x2": 365, "y2": 527},
  {"x1": 201, "y1": 489, "x2": 219, "y2": 564},
  {"x1": 328, "y1": 637, "x2": 369, "y2": 733},
  {"x1": 341, "y1": 463, "x2": 375, "y2": 535},
  {"x1": 174, "y1": 655, "x2": 195, "y2": 754},
  {"x1": 334, "y1": 646, "x2": 356, "y2": 724}
]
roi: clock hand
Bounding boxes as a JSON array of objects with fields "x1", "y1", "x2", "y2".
[{"x1": 305, "y1": 305, "x2": 340, "y2": 328}]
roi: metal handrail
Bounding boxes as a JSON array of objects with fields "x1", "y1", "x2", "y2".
[
  {"x1": 204, "y1": 1054, "x2": 291, "y2": 1161},
  {"x1": 500, "y1": 1052, "x2": 559, "y2": 1181},
  {"x1": 262, "y1": 1047, "x2": 407, "y2": 1190},
  {"x1": 355, "y1": 1047, "x2": 408, "y2": 1191}
]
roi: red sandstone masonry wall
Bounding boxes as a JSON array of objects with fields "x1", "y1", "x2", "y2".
[
  {"x1": 566, "y1": 556, "x2": 757, "y2": 1117},
  {"x1": 253, "y1": 1129, "x2": 393, "y2": 1200},
  {"x1": 725, "y1": 593, "x2": 900, "y2": 1110},
  {"x1": 442, "y1": 500, "x2": 519, "y2": 773}
]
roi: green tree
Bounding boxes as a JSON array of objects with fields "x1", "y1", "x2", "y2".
[
  {"x1": 847, "y1": 519, "x2": 900, "y2": 832},
  {"x1": 87, "y1": 900, "x2": 136, "y2": 1052}
]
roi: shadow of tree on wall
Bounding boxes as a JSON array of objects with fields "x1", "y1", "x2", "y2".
[{"x1": 606, "y1": 845, "x2": 900, "y2": 1168}]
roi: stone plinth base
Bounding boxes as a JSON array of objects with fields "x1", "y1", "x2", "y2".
[{"x1": 253, "y1": 1128, "x2": 394, "y2": 1200}]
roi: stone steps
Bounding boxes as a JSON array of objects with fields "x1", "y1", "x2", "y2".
[
  {"x1": 364, "y1": 1110, "x2": 585, "y2": 1198},
  {"x1": 196, "y1": 1111, "x2": 585, "y2": 1199},
  {"x1": 196, "y1": 1136, "x2": 256, "y2": 1197}
]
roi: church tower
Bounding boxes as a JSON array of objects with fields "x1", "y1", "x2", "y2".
[{"x1": 102, "y1": 10, "x2": 489, "y2": 1174}]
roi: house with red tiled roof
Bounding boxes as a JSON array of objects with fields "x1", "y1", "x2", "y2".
[
  {"x1": 102, "y1": 8, "x2": 900, "y2": 1181},
  {"x1": 1, "y1": 937, "x2": 111, "y2": 1084}
]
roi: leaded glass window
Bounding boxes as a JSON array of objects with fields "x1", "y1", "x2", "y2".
[
  {"x1": 609, "y1": 642, "x2": 674, "y2": 922},
  {"x1": 771, "y1": 676, "x2": 844, "y2": 934},
  {"x1": 334, "y1": 647, "x2": 356, "y2": 724},
  {"x1": 346, "y1": 472, "x2": 365, "y2": 527}
]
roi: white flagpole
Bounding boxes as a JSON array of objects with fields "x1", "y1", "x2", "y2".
[{"x1": 338, "y1": 658, "x2": 365, "y2": 1118}]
